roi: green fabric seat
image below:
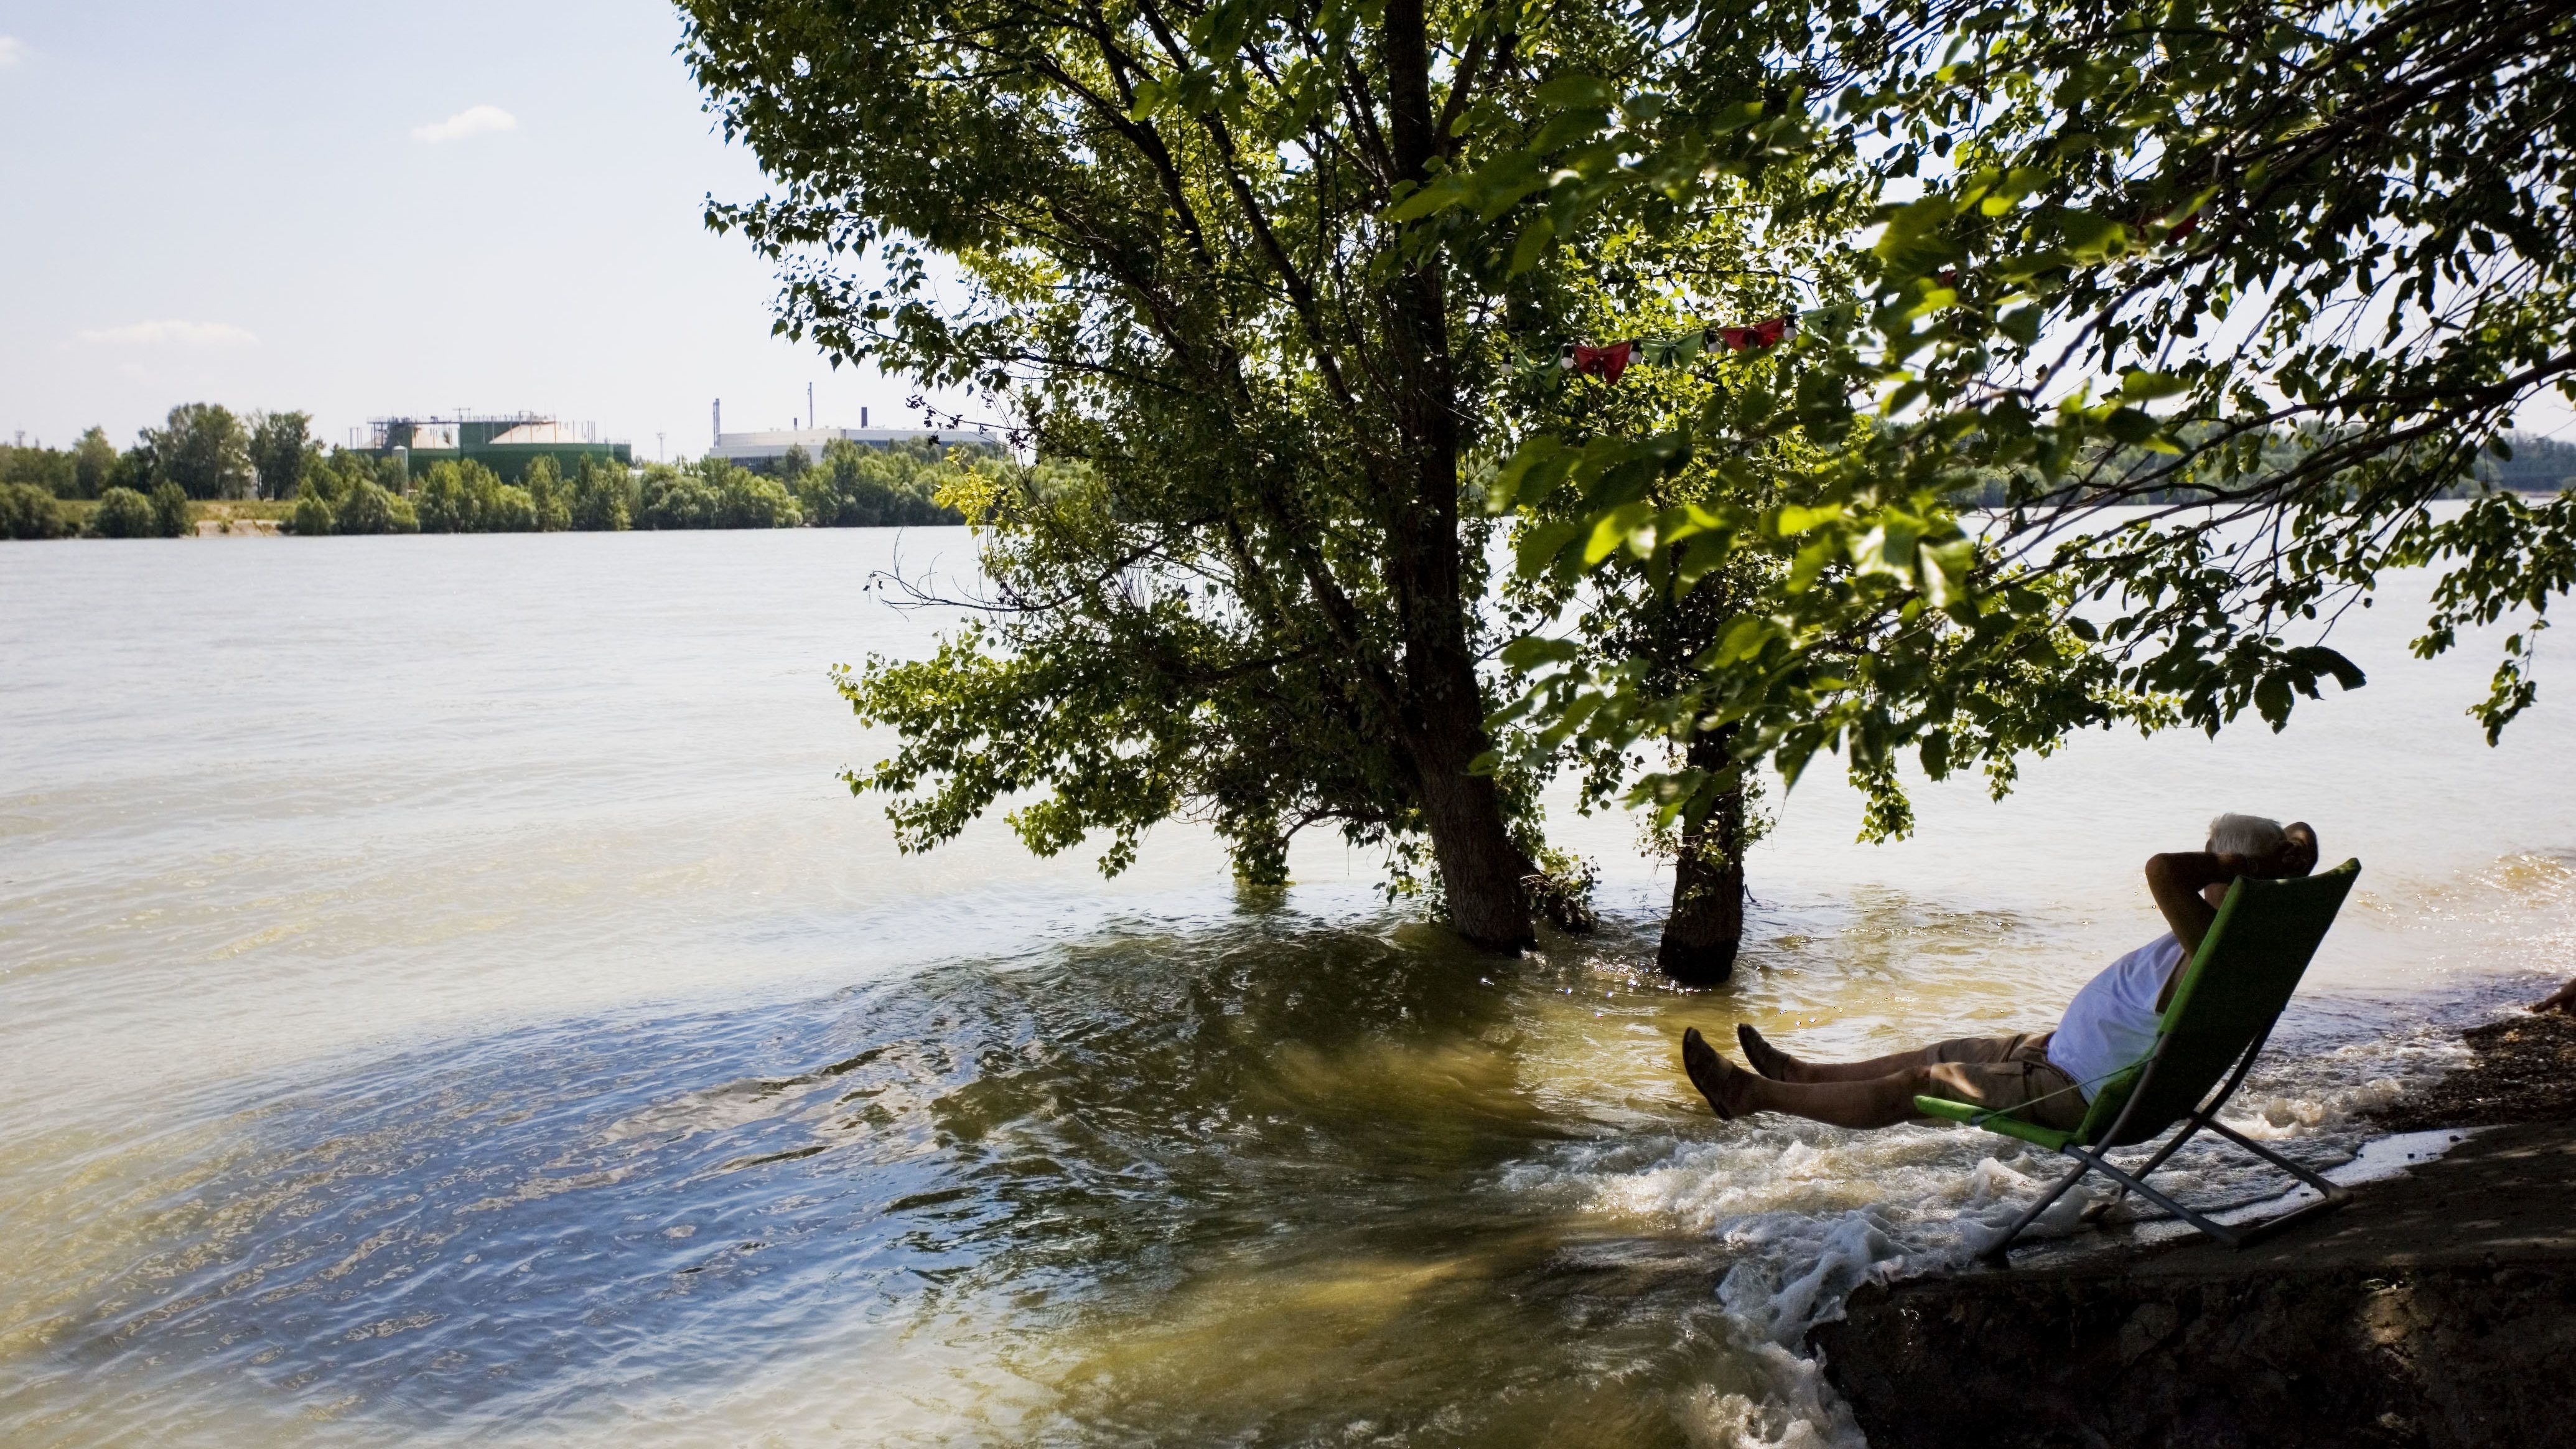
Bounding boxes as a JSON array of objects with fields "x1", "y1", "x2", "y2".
[{"x1": 1916, "y1": 860, "x2": 2362, "y2": 1255}]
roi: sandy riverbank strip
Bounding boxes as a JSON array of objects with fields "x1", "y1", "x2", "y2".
[{"x1": 1809, "y1": 1011, "x2": 2576, "y2": 1448}]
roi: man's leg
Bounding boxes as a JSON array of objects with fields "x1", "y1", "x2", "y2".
[
  {"x1": 1737, "y1": 1023, "x2": 1941, "y2": 1083},
  {"x1": 1684, "y1": 1029, "x2": 1928, "y2": 1128}
]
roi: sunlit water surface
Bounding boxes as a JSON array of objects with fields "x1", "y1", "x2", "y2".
[{"x1": 4, "y1": 526, "x2": 2572, "y2": 1447}]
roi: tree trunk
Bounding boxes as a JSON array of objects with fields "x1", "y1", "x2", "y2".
[
  {"x1": 1373, "y1": 0, "x2": 1534, "y2": 952},
  {"x1": 1658, "y1": 729, "x2": 1746, "y2": 983},
  {"x1": 1388, "y1": 444, "x2": 1534, "y2": 949},
  {"x1": 1413, "y1": 695, "x2": 1536, "y2": 949}
]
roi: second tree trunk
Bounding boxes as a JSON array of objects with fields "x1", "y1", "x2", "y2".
[{"x1": 1657, "y1": 730, "x2": 1747, "y2": 984}]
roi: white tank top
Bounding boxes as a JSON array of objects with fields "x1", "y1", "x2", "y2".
[{"x1": 2047, "y1": 933, "x2": 2186, "y2": 1099}]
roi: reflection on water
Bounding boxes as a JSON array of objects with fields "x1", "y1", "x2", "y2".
[
  {"x1": 3, "y1": 530, "x2": 2574, "y2": 1447},
  {"x1": 3, "y1": 917, "x2": 1709, "y2": 1444}
]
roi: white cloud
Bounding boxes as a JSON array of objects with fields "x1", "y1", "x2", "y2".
[
  {"x1": 412, "y1": 105, "x2": 518, "y2": 144},
  {"x1": 0, "y1": 36, "x2": 27, "y2": 66},
  {"x1": 77, "y1": 320, "x2": 261, "y2": 349}
]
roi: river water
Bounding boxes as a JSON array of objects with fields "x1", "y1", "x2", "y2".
[{"x1": 2, "y1": 526, "x2": 2571, "y2": 1447}]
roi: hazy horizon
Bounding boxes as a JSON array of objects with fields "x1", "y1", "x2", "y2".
[{"x1": 0, "y1": 1, "x2": 955, "y2": 464}]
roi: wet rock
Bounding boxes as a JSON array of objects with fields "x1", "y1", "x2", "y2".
[
  {"x1": 2368, "y1": 1010, "x2": 2576, "y2": 1133},
  {"x1": 1811, "y1": 1110, "x2": 2576, "y2": 1449}
]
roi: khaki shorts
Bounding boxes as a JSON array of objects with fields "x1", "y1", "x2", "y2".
[{"x1": 1911, "y1": 1031, "x2": 2088, "y2": 1131}]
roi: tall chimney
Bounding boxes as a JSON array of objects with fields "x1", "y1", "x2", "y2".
[
  {"x1": 861, "y1": 406, "x2": 869, "y2": 429},
  {"x1": 712, "y1": 398, "x2": 722, "y2": 448}
]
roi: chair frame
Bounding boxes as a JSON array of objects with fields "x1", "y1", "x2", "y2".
[{"x1": 1981, "y1": 1012, "x2": 2351, "y2": 1259}]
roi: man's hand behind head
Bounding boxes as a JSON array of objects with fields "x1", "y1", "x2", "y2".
[
  {"x1": 2277, "y1": 822, "x2": 2319, "y2": 879},
  {"x1": 2210, "y1": 825, "x2": 2316, "y2": 881}
]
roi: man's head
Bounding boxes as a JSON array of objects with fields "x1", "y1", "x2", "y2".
[
  {"x1": 2203, "y1": 814, "x2": 2320, "y2": 903},
  {"x1": 2208, "y1": 813, "x2": 2288, "y2": 861}
]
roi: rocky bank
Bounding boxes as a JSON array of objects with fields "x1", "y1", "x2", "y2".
[{"x1": 1809, "y1": 1010, "x2": 2576, "y2": 1449}]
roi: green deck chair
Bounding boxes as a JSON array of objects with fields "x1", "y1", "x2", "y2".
[{"x1": 1916, "y1": 860, "x2": 2362, "y2": 1258}]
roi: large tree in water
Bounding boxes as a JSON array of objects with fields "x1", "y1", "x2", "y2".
[{"x1": 681, "y1": 0, "x2": 1865, "y2": 947}]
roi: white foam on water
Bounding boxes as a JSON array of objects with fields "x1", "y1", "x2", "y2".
[{"x1": 1676, "y1": 1342, "x2": 1863, "y2": 1449}]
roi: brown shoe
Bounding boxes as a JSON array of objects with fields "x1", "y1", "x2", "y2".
[
  {"x1": 1737, "y1": 1023, "x2": 1796, "y2": 1081},
  {"x1": 1681, "y1": 1027, "x2": 1738, "y2": 1120}
]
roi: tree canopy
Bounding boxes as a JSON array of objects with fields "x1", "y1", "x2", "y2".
[
  {"x1": 688, "y1": 0, "x2": 2576, "y2": 960},
  {"x1": 144, "y1": 403, "x2": 254, "y2": 501},
  {"x1": 684, "y1": 0, "x2": 1827, "y2": 942},
  {"x1": 1432, "y1": 0, "x2": 2576, "y2": 875},
  {"x1": 248, "y1": 410, "x2": 313, "y2": 501}
]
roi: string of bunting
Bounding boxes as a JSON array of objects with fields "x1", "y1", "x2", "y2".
[{"x1": 1532, "y1": 311, "x2": 1803, "y2": 387}]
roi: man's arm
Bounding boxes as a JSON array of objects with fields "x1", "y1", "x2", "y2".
[
  {"x1": 2537, "y1": 978, "x2": 2576, "y2": 1014},
  {"x1": 2144, "y1": 822, "x2": 2316, "y2": 1008},
  {"x1": 2144, "y1": 853, "x2": 2236, "y2": 959},
  {"x1": 2148, "y1": 823, "x2": 2318, "y2": 955}
]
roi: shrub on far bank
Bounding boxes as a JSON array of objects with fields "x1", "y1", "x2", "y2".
[
  {"x1": 288, "y1": 476, "x2": 418, "y2": 537},
  {"x1": 290, "y1": 490, "x2": 337, "y2": 537},
  {"x1": 89, "y1": 486, "x2": 175, "y2": 538},
  {"x1": 571, "y1": 456, "x2": 632, "y2": 531},
  {"x1": 149, "y1": 482, "x2": 192, "y2": 537},
  {"x1": 1, "y1": 481, "x2": 70, "y2": 540},
  {"x1": 485, "y1": 481, "x2": 539, "y2": 533},
  {"x1": 793, "y1": 439, "x2": 970, "y2": 527},
  {"x1": 525, "y1": 457, "x2": 574, "y2": 532},
  {"x1": 417, "y1": 461, "x2": 539, "y2": 533},
  {"x1": 638, "y1": 459, "x2": 801, "y2": 530},
  {"x1": 340, "y1": 479, "x2": 418, "y2": 535}
]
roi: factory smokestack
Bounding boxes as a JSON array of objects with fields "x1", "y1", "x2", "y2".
[{"x1": 712, "y1": 398, "x2": 722, "y2": 448}]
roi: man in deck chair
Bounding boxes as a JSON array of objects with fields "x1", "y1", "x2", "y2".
[{"x1": 1680, "y1": 814, "x2": 2320, "y2": 1128}]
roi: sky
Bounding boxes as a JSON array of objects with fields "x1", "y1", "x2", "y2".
[
  {"x1": 4, "y1": 4, "x2": 2566, "y2": 459},
  {"x1": 0, "y1": 1, "x2": 928, "y2": 461}
]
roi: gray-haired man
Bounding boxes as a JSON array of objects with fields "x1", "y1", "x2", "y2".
[{"x1": 1682, "y1": 815, "x2": 2321, "y2": 1130}]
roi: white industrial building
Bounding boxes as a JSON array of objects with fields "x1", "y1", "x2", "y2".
[{"x1": 707, "y1": 402, "x2": 996, "y2": 472}]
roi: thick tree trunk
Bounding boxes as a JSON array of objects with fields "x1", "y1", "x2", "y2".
[
  {"x1": 1373, "y1": 0, "x2": 1534, "y2": 952},
  {"x1": 1413, "y1": 692, "x2": 1536, "y2": 949},
  {"x1": 1388, "y1": 446, "x2": 1534, "y2": 948},
  {"x1": 1658, "y1": 729, "x2": 1747, "y2": 983}
]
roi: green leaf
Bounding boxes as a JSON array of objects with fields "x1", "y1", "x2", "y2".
[
  {"x1": 1385, "y1": 176, "x2": 1466, "y2": 223},
  {"x1": 1500, "y1": 635, "x2": 1584, "y2": 670},
  {"x1": 1778, "y1": 503, "x2": 1843, "y2": 535},
  {"x1": 2058, "y1": 210, "x2": 2129, "y2": 260},
  {"x1": 1533, "y1": 74, "x2": 1617, "y2": 108},
  {"x1": 1508, "y1": 217, "x2": 1556, "y2": 274},
  {"x1": 1583, "y1": 502, "x2": 1656, "y2": 566},
  {"x1": 2118, "y1": 369, "x2": 2188, "y2": 401},
  {"x1": 1488, "y1": 436, "x2": 1569, "y2": 512}
]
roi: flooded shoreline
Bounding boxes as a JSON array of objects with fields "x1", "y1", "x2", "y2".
[
  {"x1": 6, "y1": 529, "x2": 2574, "y2": 1445},
  {"x1": 1, "y1": 895, "x2": 2558, "y2": 1447}
]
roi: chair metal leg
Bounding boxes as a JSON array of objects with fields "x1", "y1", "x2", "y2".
[
  {"x1": 2083, "y1": 1114, "x2": 2210, "y2": 1223},
  {"x1": 2201, "y1": 1120, "x2": 2353, "y2": 1244},
  {"x1": 1999, "y1": 1123, "x2": 2353, "y2": 1258},
  {"x1": 1989, "y1": 1018, "x2": 2356, "y2": 1261},
  {"x1": 2063, "y1": 1145, "x2": 2245, "y2": 1248}
]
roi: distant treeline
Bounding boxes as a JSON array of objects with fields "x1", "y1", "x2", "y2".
[
  {"x1": 0, "y1": 402, "x2": 1022, "y2": 540},
  {"x1": 1944, "y1": 426, "x2": 2576, "y2": 510},
  {"x1": 2478, "y1": 433, "x2": 2576, "y2": 492}
]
